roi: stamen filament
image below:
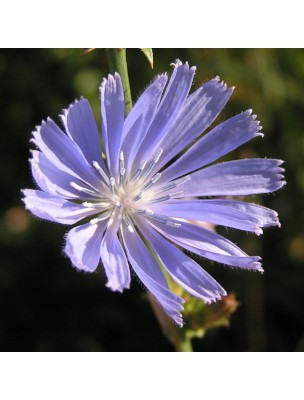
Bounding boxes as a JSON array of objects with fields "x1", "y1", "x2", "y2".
[
  {"x1": 140, "y1": 173, "x2": 161, "y2": 192},
  {"x1": 149, "y1": 191, "x2": 184, "y2": 203},
  {"x1": 143, "y1": 210, "x2": 181, "y2": 228},
  {"x1": 119, "y1": 152, "x2": 126, "y2": 186},
  {"x1": 141, "y1": 148, "x2": 163, "y2": 179},
  {"x1": 110, "y1": 177, "x2": 116, "y2": 195},
  {"x1": 155, "y1": 175, "x2": 190, "y2": 194},
  {"x1": 89, "y1": 210, "x2": 112, "y2": 225},
  {"x1": 82, "y1": 201, "x2": 108, "y2": 209},
  {"x1": 132, "y1": 160, "x2": 147, "y2": 181},
  {"x1": 70, "y1": 182, "x2": 98, "y2": 196},
  {"x1": 119, "y1": 151, "x2": 125, "y2": 171},
  {"x1": 124, "y1": 217, "x2": 134, "y2": 233},
  {"x1": 132, "y1": 191, "x2": 144, "y2": 202},
  {"x1": 135, "y1": 209, "x2": 146, "y2": 215},
  {"x1": 93, "y1": 161, "x2": 109, "y2": 184}
]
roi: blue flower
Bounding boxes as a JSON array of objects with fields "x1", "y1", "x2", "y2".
[{"x1": 22, "y1": 60, "x2": 285, "y2": 326}]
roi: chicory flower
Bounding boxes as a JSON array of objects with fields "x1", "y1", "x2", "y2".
[{"x1": 22, "y1": 60, "x2": 285, "y2": 326}]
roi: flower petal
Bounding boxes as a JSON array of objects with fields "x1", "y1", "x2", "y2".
[
  {"x1": 65, "y1": 221, "x2": 107, "y2": 272},
  {"x1": 133, "y1": 61, "x2": 196, "y2": 168},
  {"x1": 30, "y1": 150, "x2": 91, "y2": 199},
  {"x1": 100, "y1": 73, "x2": 124, "y2": 177},
  {"x1": 148, "y1": 199, "x2": 280, "y2": 235},
  {"x1": 121, "y1": 74, "x2": 168, "y2": 172},
  {"x1": 32, "y1": 118, "x2": 103, "y2": 190},
  {"x1": 161, "y1": 110, "x2": 263, "y2": 182},
  {"x1": 148, "y1": 220, "x2": 263, "y2": 271},
  {"x1": 139, "y1": 222, "x2": 226, "y2": 303},
  {"x1": 121, "y1": 223, "x2": 184, "y2": 326},
  {"x1": 171, "y1": 159, "x2": 285, "y2": 197},
  {"x1": 22, "y1": 189, "x2": 97, "y2": 224},
  {"x1": 100, "y1": 217, "x2": 131, "y2": 292},
  {"x1": 154, "y1": 77, "x2": 234, "y2": 172},
  {"x1": 60, "y1": 98, "x2": 105, "y2": 168}
]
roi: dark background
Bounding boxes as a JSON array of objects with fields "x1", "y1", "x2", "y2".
[{"x1": 0, "y1": 48, "x2": 303, "y2": 351}]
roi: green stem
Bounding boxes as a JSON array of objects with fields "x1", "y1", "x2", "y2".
[
  {"x1": 175, "y1": 334, "x2": 193, "y2": 352},
  {"x1": 105, "y1": 48, "x2": 132, "y2": 116}
]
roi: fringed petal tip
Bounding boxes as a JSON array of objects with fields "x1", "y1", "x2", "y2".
[
  {"x1": 265, "y1": 210, "x2": 281, "y2": 229},
  {"x1": 31, "y1": 118, "x2": 57, "y2": 138},
  {"x1": 64, "y1": 246, "x2": 97, "y2": 274},
  {"x1": 99, "y1": 77, "x2": 108, "y2": 96},
  {"x1": 30, "y1": 123, "x2": 42, "y2": 142},
  {"x1": 246, "y1": 260, "x2": 264, "y2": 273},
  {"x1": 225, "y1": 259, "x2": 263, "y2": 274},
  {"x1": 243, "y1": 109, "x2": 264, "y2": 138},
  {"x1": 255, "y1": 263, "x2": 264, "y2": 274},
  {"x1": 275, "y1": 160, "x2": 286, "y2": 190},
  {"x1": 105, "y1": 275, "x2": 131, "y2": 293},
  {"x1": 213, "y1": 74, "x2": 233, "y2": 86},
  {"x1": 201, "y1": 286, "x2": 227, "y2": 305},
  {"x1": 169, "y1": 301, "x2": 185, "y2": 328},
  {"x1": 174, "y1": 314, "x2": 184, "y2": 328},
  {"x1": 170, "y1": 59, "x2": 183, "y2": 68},
  {"x1": 208, "y1": 77, "x2": 235, "y2": 97},
  {"x1": 99, "y1": 74, "x2": 124, "y2": 104},
  {"x1": 169, "y1": 59, "x2": 197, "y2": 75},
  {"x1": 59, "y1": 97, "x2": 85, "y2": 125}
]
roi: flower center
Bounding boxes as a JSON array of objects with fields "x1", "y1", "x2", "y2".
[{"x1": 70, "y1": 149, "x2": 190, "y2": 231}]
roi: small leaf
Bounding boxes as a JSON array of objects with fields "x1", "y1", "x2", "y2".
[
  {"x1": 81, "y1": 48, "x2": 97, "y2": 56},
  {"x1": 140, "y1": 48, "x2": 153, "y2": 69}
]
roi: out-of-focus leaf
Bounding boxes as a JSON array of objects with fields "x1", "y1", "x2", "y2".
[{"x1": 81, "y1": 48, "x2": 97, "y2": 56}]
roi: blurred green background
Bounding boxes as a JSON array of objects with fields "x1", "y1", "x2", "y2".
[{"x1": 0, "y1": 48, "x2": 303, "y2": 351}]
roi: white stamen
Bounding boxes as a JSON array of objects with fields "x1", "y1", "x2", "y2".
[
  {"x1": 142, "y1": 148, "x2": 163, "y2": 178},
  {"x1": 153, "y1": 148, "x2": 163, "y2": 163},
  {"x1": 93, "y1": 161, "x2": 109, "y2": 184},
  {"x1": 70, "y1": 182, "x2": 97, "y2": 196},
  {"x1": 124, "y1": 217, "x2": 134, "y2": 233},
  {"x1": 82, "y1": 201, "x2": 94, "y2": 208},
  {"x1": 119, "y1": 151, "x2": 124, "y2": 166},
  {"x1": 132, "y1": 160, "x2": 147, "y2": 181},
  {"x1": 110, "y1": 177, "x2": 116, "y2": 195},
  {"x1": 140, "y1": 173, "x2": 161, "y2": 192},
  {"x1": 149, "y1": 191, "x2": 184, "y2": 203},
  {"x1": 82, "y1": 201, "x2": 108, "y2": 209},
  {"x1": 132, "y1": 191, "x2": 144, "y2": 202},
  {"x1": 89, "y1": 211, "x2": 112, "y2": 225},
  {"x1": 155, "y1": 175, "x2": 190, "y2": 194},
  {"x1": 144, "y1": 209, "x2": 154, "y2": 216},
  {"x1": 151, "y1": 173, "x2": 162, "y2": 184},
  {"x1": 175, "y1": 175, "x2": 191, "y2": 186},
  {"x1": 149, "y1": 195, "x2": 170, "y2": 203},
  {"x1": 169, "y1": 191, "x2": 184, "y2": 198},
  {"x1": 143, "y1": 210, "x2": 181, "y2": 228},
  {"x1": 148, "y1": 214, "x2": 167, "y2": 224},
  {"x1": 156, "y1": 182, "x2": 176, "y2": 192},
  {"x1": 114, "y1": 200, "x2": 121, "y2": 208},
  {"x1": 119, "y1": 152, "x2": 126, "y2": 185},
  {"x1": 120, "y1": 168, "x2": 126, "y2": 186},
  {"x1": 135, "y1": 209, "x2": 146, "y2": 215}
]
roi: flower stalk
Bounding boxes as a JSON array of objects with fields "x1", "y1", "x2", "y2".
[
  {"x1": 175, "y1": 334, "x2": 193, "y2": 352},
  {"x1": 105, "y1": 48, "x2": 132, "y2": 116}
]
